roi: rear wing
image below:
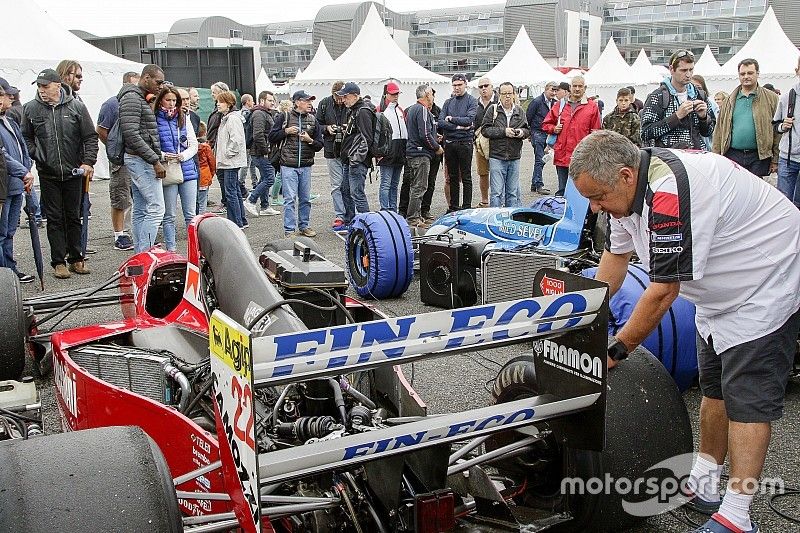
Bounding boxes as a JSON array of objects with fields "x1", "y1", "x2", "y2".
[{"x1": 209, "y1": 269, "x2": 608, "y2": 532}]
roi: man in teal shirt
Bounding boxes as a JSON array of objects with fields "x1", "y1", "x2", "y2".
[{"x1": 712, "y1": 58, "x2": 779, "y2": 177}]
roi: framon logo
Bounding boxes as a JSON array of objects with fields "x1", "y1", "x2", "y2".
[{"x1": 534, "y1": 339, "x2": 603, "y2": 383}]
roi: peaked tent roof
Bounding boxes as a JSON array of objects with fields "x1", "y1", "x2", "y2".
[
  {"x1": 470, "y1": 26, "x2": 566, "y2": 87},
  {"x1": 295, "y1": 40, "x2": 334, "y2": 81},
  {"x1": 630, "y1": 49, "x2": 660, "y2": 84},
  {"x1": 303, "y1": 4, "x2": 448, "y2": 83},
  {"x1": 256, "y1": 68, "x2": 279, "y2": 93},
  {"x1": 694, "y1": 45, "x2": 724, "y2": 76},
  {"x1": 722, "y1": 7, "x2": 800, "y2": 75},
  {"x1": 585, "y1": 38, "x2": 636, "y2": 86}
]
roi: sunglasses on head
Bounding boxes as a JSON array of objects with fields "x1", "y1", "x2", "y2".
[
  {"x1": 671, "y1": 50, "x2": 695, "y2": 67},
  {"x1": 478, "y1": 84, "x2": 490, "y2": 89}
]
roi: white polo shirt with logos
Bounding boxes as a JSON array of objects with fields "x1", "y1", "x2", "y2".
[{"x1": 607, "y1": 148, "x2": 800, "y2": 353}]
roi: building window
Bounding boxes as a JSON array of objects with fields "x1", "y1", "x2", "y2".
[
  {"x1": 229, "y1": 29, "x2": 242, "y2": 39},
  {"x1": 579, "y1": 19, "x2": 590, "y2": 67}
]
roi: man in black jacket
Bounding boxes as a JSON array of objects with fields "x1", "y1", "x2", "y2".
[
  {"x1": 439, "y1": 73, "x2": 478, "y2": 212},
  {"x1": 244, "y1": 90, "x2": 280, "y2": 217},
  {"x1": 22, "y1": 68, "x2": 98, "y2": 279},
  {"x1": 316, "y1": 81, "x2": 348, "y2": 230},
  {"x1": 118, "y1": 64, "x2": 165, "y2": 254},
  {"x1": 269, "y1": 91, "x2": 323, "y2": 237},
  {"x1": 526, "y1": 81, "x2": 557, "y2": 194},
  {"x1": 338, "y1": 82, "x2": 374, "y2": 223}
]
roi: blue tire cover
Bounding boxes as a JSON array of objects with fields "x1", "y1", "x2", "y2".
[
  {"x1": 346, "y1": 211, "x2": 414, "y2": 299},
  {"x1": 583, "y1": 264, "x2": 698, "y2": 391}
]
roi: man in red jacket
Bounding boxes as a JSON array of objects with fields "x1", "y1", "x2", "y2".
[{"x1": 542, "y1": 76, "x2": 601, "y2": 195}]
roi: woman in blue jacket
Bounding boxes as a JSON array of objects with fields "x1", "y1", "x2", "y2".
[{"x1": 154, "y1": 87, "x2": 198, "y2": 252}]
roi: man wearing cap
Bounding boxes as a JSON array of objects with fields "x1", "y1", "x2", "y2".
[
  {"x1": 337, "y1": 82, "x2": 375, "y2": 221},
  {"x1": 0, "y1": 81, "x2": 36, "y2": 283},
  {"x1": 268, "y1": 90, "x2": 323, "y2": 237},
  {"x1": 22, "y1": 68, "x2": 98, "y2": 279},
  {"x1": 439, "y1": 73, "x2": 478, "y2": 212},
  {"x1": 526, "y1": 81, "x2": 558, "y2": 194},
  {"x1": 473, "y1": 77, "x2": 498, "y2": 207},
  {"x1": 316, "y1": 81, "x2": 348, "y2": 229},
  {"x1": 0, "y1": 79, "x2": 23, "y2": 126},
  {"x1": 378, "y1": 82, "x2": 407, "y2": 212}
]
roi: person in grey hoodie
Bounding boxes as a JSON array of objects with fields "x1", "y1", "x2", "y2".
[
  {"x1": 118, "y1": 64, "x2": 166, "y2": 253},
  {"x1": 774, "y1": 56, "x2": 800, "y2": 208}
]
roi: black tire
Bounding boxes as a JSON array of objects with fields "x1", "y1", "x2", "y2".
[
  {"x1": 0, "y1": 267, "x2": 26, "y2": 381},
  {"x1": 490, "y1": 345, "x2": 693, "y2": 532},
  {"x1": 262, "y1": 236, "x2": 323, "y2": 256},
  {"x1": 346, "y1": 211, "x2": 413, "y2": 299},
  {"x1": 0, "y1": 426, "x2": 183, "y2": 532}
]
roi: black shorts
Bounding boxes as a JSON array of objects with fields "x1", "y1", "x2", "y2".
[{"x1": 697, "y1": 308, "x2": 800, "y2": 423}]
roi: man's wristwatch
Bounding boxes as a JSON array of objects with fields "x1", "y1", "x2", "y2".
[{"x1": 608, "y1": 337, "x2": 629, "y2": 362}]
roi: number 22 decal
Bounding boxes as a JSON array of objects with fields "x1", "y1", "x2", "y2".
[{"x1": 231, "y1": 378, "x2": 256, "y2": 450}]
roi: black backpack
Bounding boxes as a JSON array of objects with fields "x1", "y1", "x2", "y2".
[
  {"x1": 105, "y1": 104, "x2": 125, "y2": 167},
  {"x1": 372, "y1": 111, "x2": 393, "y2": 158}
]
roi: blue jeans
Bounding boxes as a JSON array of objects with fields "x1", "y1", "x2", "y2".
[
  {"x1": 162, "y1": 180, "x2": 198, "y2": 252},
  {"x1": 197, "y1": 188, "x2": 208, "y2": 215},
  {"x1": 126, "y1": 154, "x2": 165, "y2": 253},
  {"x1": 0, "y1": 192, "x2": 23, "y2": 271},
  {"x1": 489, "y1": 158, "x2": 521, "y2": 208},
  {"x1": 239, "y1": 155, "x2": 257, "y2": 188},
  {"x1": 530, "y1": 130, "x2": 547, "y2": 189},
  {"x1": 379, "y1": 164, "x2": 402, "y2": 211},
  {"x1": 249, "y1": 156, "x2": 275, "y2": 209},
  {"x1": 777, "y1": 157, "x2": 800, "y2": 209},
  {"x1": 327, "y1": 158, "x2": 345, "y2": 219},
  {"x1": 281, "y1": 166, "x2": 312, "y2": 233},
  {"x1": 341, "y1": 161, "x2": 369, "y2": 222},
  {"x1": 222, "y1": 168, "x2": 245, "y2": 227}
]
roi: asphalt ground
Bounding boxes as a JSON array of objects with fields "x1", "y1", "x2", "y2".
[{"x1": 15, "y1": 149, "x2": 800, "y2": 532}]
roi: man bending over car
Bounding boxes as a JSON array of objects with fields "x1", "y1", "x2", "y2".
[{"x1": 569, "y1": 130, "x2": 800, "y2": 533}]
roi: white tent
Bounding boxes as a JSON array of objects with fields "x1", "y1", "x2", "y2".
[
  {"x1": 694, "y1": 45, "x2": 724, "y2": 76},
  {"x1": 294, "y1": 40, "x2": 334, "y2": 82},
  {"x1": 0, "y1": 1, "x2": 144, "y2": 177},
  {"x1": 585, "y1": 38, "x2": 637, "y2": 87},
  {"x1": 630, "y1": 49, "x2": 661, "y2": 85},
  {"x1": 255, "y1": 68, "x2": 279, "y2": 94},
  {"x1": 468, "y1": 26, "x2": 566, "y2": 88},
  {"x1": 290, "y1": 5, "x2": 449, "y2": 107},
  {"x1": 721, "y1": 7, "x2": 800, "y2": 76}
]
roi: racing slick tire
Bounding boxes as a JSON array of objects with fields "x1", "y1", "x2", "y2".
[
  {"x1": 346, "y1": 211, "x2": 413, "y2": 299},
  {"x1": 0, "y1": 425, "x2": 183, "y2": 532},
  {"x1": 262, "y1": 236, "x2": 323, "y2": 256},
  {"x1": 489, "y1": 344, "x2": 693, "y2": 532},
  {"x1": 0, "y1": 267, "x2": 26, "y2": 381}
]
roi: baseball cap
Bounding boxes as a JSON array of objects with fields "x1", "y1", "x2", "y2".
[
  {"x1": 335, "y1": 82, "x2": 361, "y2": 97},
  {"x1": 451, "y1": 73, "x2": 467, "y2": 83},
  {"x1": 291, "y1": 90, "x2": 316, "y2": 102},
  {"x1": 558, "y1": 82, "x2": 571, "y2": 91},
  {"x1": 0, "y1": 77, "x2": 19, "y2": 96},
  {"x1": 33, "y1": 68, "x2": 61, "y2": 85},
  {"x1": 386, "y1": 82, "x2": 401, "y2": 95}
]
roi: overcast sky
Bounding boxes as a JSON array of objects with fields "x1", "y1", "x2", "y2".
[{"x1": 35, "y1": 0, "x2": 497, "y2": 37}]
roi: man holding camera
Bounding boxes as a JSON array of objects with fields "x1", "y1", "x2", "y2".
[
  {"x1": 316, "y1": 81, "x2": 348, "y2": 230},
  {"x1": 641, "y1": 49, "x2": 715, "y2": 149}
]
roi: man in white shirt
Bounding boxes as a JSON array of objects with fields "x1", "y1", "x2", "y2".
[
  {"x1": 378, "y1": 82, "x2": 407, "y2": 211},
  {"x1": 570, "y1": 130, "x2": 800, "y2": 533}
]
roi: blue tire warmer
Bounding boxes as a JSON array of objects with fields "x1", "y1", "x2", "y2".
[
  {"x1": 346, "y1": 211, "x2": 414, "y2": 299},
  {"x1": 583, "y1": 264, "x2": 698, "y2": 391}
]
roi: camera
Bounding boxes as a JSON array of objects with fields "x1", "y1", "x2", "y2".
[{"x1": 331, "y1": 125, "x2": 344, "y2": 144}]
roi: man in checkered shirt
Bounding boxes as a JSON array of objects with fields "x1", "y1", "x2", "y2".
[{"x1": 641, "y1": 49, "x2": 715, "y2": 149}]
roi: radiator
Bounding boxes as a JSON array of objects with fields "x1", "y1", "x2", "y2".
[
  {"x1": 481, "y1": 251, "x2": 565, "y2": 304},
  {"x1": 69, "y1": 344, "x2": 173, "y2": 405}
]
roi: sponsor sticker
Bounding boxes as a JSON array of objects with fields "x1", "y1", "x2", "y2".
[
  {"x1": 540, "y1": 275, "x2": 565, "y2": 296},
  {"x1": 183, "y1": 262, "x2": 204, "y2": 311},
  {"x1": 652, "y1": 246, "x2": 684, "y2": 254},
  {"x1": 534, "y1": 338, "x2": 603, "y2": 384},
  {"x1": 210, "y1": 311, "x2": 260, "y2": 533},
  {"x1": 651, "y1": 233, "x2": 682, "y2": 242}
]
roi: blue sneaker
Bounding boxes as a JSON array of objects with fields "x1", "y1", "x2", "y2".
[
  {"x1": 684, "y1": 493, "x2": 722, "y2": 515},
  {"x1": 690, "y1": 514, "x2": 758, "y2": 533},
  {"x1": 114, "y1": 234, "x2": 134, "y2": 251}
]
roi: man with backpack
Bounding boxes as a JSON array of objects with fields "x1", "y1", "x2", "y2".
[
  {"x1": 641, "y1": 49, "x2": 715, "y2": 150},
  {"x1": 96, "y1": 71, "x2": 139, "y2": 251},
  {"x1": 317, "y1": 81, "x2": 348, "y2": 230},
  {"x1": 243, "y1": 90, "x2": 280, "y2": 217},
  {"x1": 338, "y1": 82, "x2": 375, "y2": 223},
  {"x1": 774, "y1": 56, "x2": 800, "y2": 208}
]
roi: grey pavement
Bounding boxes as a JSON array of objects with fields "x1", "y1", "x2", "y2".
[{"x1": 16, "y1": 147, "x2": 800, "y2": 532}]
